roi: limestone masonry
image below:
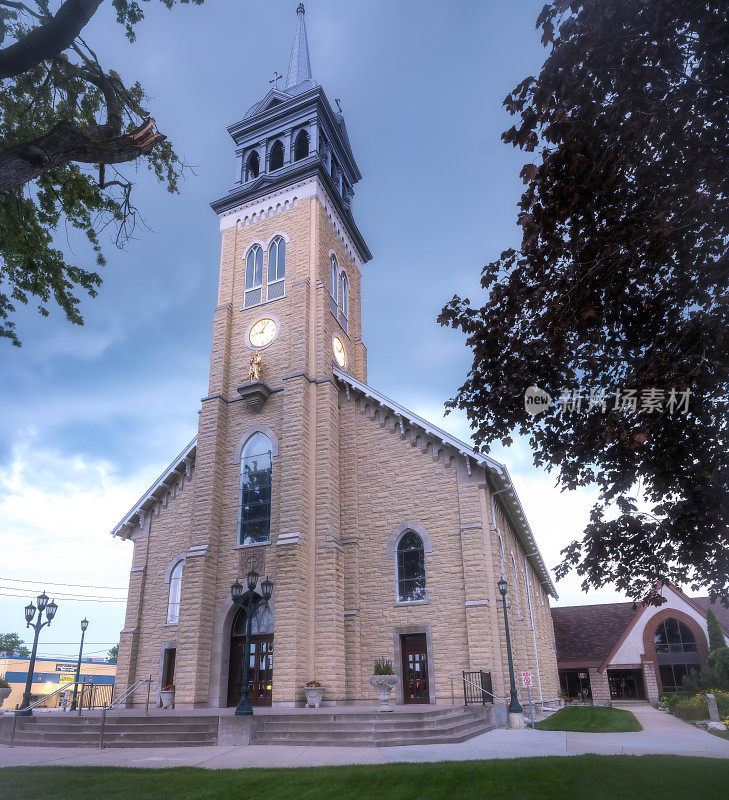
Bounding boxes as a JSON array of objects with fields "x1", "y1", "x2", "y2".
[{"x1": 112, "y1": 6, "x2": 560, "y2": 711}]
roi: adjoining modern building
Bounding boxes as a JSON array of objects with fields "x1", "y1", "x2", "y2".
[
  {"x1": 552, "y1": 583, "x2": 729, "y2": 704},
  {"x1": 0, "y1": 655, "x2": 116, "y2": 710},
  {"x1": 111, "y1": 6, "x2": 560, "y2": 711}
]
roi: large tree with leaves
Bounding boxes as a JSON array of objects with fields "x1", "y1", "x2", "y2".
[
  {"x1": 439, "y1": 0, "x2": 729, "y2": 604},
  {"x1": 0, "y1": 0, "x2": 202, "y2": 346}
]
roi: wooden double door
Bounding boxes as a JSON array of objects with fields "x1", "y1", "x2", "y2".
[
  {"x1": 228, "y1": 634, "x2": 273, "y2": 707},
  {"x1": 401, "y1": 633, "x2": 430, "y2": 704}
]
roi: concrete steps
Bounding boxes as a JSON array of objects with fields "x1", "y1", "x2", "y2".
[
  {"x1": 251, "y1": 707, "x2": 494, "y2": 747},
  {"x1": 1, "y1": 715, "x2": 220, "y2": 748}
]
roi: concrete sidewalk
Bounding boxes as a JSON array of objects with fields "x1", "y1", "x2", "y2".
[{"x1": 1, "y1": 703, "x2": 726, "y2": 769}]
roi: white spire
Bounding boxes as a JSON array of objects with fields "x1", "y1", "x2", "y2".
[{"x1": 286, "y1": 4, "x2": 313, "y2": 90}]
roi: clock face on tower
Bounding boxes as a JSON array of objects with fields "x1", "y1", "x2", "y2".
[
  {"x1": 248, "y1": 317, "x2": 278, "y2": 349},
  {"x1": 332, "y1": 335, "x2": 347, "y2": 369}
]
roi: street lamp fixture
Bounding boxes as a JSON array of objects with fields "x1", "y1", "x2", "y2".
[
  {"x1": 18, "y1": 591, "x2": 58, "y2": 716},
  {"x1": 498, "y1": 578, "x2": 523, "y2": 715},
  {"x1": 230, "y1": 571, "x2": 273, "y2": 716},
  {"x1": 70, "y1": 617, "x2": 89, "y2": 711}
]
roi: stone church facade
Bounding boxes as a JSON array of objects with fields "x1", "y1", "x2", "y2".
[{"x1": 112, "y1": 6, "x2": 560, "y2": 710}]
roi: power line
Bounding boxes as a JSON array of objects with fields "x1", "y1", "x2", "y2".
[
  {"x1": 0, "y1": 576, "x2": 126, "y2": 591},
  {"x1": 0, "y1": 592, "x2": 125, "y2": 603},
  {"x1": 0, "y1": 585, "x2": 125, "y2": 600}
]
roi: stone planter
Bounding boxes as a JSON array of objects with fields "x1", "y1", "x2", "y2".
[
  {"x1": 370, "y1": 674, "x2": 399, "y2": 712},
  {"x1": 0, "y1": 687, "x2": 10, "y2": 708},
  {"x1": 160, "y1": 690, "x2": 175, "y2": 709},
  {"x1": 304, "y1": 686, "x2": 324, "y2": 708}
]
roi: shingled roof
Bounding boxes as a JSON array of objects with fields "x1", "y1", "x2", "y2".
[{"x1": 552, "y1": 603, "x2": 640, "y2": 668}]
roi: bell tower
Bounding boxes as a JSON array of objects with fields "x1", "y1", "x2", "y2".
[{"x1": 176, "y1": 4, "x2": 372, "y2": 706}]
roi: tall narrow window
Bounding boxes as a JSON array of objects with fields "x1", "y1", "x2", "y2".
[
  {"x1": 329, "y1": 254, "x2": 338, "y2": 316},
  {"x1": 245, "y1": 150, "x2": 260, "y2": 181},
  {"x1": 269, "y1": 140, "x2": 284, "y2": 171},
  {"x1": 339, "y1": 271, "x2": 349, "y2": 332},
  {"x1": 294, "y1": 129, "x2": 310, "y2": 161},
  {"x1": 511, "y1": 554, "x2": 521, "y2": 615},
  {"x1": 240, "y1": 432, "x2": 273, "y2": 545},
  {"x1": 267, "y1": 237, "x2": 286, "y2": 300},
  {"x1": 397, "y1": 530, "x2": 426, "y2": 602},
  {"x1": 167, "y1": 561, "x2": 183, "y2": 624},
  {"x1": 245, "y1": 245, "x2": 263, "y2": 307}
]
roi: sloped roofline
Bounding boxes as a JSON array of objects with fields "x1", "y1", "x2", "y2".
[
  {"x1": 333, "y1": 367, "x2": 558, "y2": 598},
  {"x1": 596, "y1": 580, "x2": 729, "y2": 671},
  {"x1": 110, "y1": 437, "x2": 197, "y2": 539}
]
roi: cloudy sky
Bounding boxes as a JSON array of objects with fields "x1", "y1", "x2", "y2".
[{"x1": 1, "y1": 0, "x2": 615, "y2": 660}]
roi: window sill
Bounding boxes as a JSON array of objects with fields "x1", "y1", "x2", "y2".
[
  {"x1": 164, "y1": 622, "x2": 178, "y2": 627},
  {"x1": 235, "y1": 541, "x2": 271, "y2": 550},
  {"x1": 242, "y1": 293, "x2": 286, "y2": 312},
  {"x1": 394, "y1": 599, "x2": 429, "y2": 606}
]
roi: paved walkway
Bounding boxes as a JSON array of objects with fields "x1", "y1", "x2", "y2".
[{"x1": 0, "y1": 704, "x2": 726, "y2": 769}]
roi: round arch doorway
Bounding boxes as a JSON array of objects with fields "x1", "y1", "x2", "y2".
[{"x1": 227, "y1": 595, "x2": 274, "y2": 707}]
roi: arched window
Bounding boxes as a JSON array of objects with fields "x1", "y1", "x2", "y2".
[
  {"x1": 239, "y1": 432, "x2": 273, "y2": 545},
  {"x1": 245, "y1": 150, "x2": 260, "y2": 181},
  {"x1": 269, "y1": 140, "x2": 284, "y2": 171},
  {"x1": 244, "y1": 245, "x2": 263, "y2": 307},
  {"x1": 294, "y1": 129, "x2": 309, "y2": 161},
  {"x1": 267, "y1": 237, "x2": 286, "y2": 300},
  {"x1": 653, "y1": 618, "x2": 701, "y2": 692},
  {"x1": 339, "y1": 271, "x2": 349, "y2": 332},
  {"x1": 397, "y1": 530, "x2": 426, "y2": 602},
  {"x1": 232, "y1": 600, "x2": 274, "y2": 636},
  {"x1": 167, "y1": 560, "x2": 183, "y2": 624},
  {"x1": 329, "y1": 254, "x2": 338, "y2": 315}
]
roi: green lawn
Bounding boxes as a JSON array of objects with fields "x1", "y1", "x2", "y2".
[
  {"x1": 1, "y1": 757, "x2": 728, "y2": 800},
  {"x1": 535, "y1": 705, "x2": 642, "y2": 732},
  {"x1": 709, "y1": 728, "x2": 729, "y2": 741}
]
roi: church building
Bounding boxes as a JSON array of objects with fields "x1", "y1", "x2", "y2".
[{"x1": 112, "y1": 5, "x2": 560, "y2": 710}]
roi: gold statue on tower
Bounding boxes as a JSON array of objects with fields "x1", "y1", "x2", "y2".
[{"x1": 249, "y1": 350, "x2": 262, "y2": 382}]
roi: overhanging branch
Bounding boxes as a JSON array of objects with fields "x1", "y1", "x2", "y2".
[{"x1": 0, "y1": 0, "x2": 103, "y2": 80}]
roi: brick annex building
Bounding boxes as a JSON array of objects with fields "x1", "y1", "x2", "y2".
[{"x1": 112, "y1": 6, "x2": 560, "y2": 710}]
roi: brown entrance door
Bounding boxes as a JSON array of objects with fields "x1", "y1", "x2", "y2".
[
  {"x1": 401, "y1": 633, "x2": 430, "y2": 704},
  {"x1": 228, "y1": 633, "x2": 274, "y2": 707}
]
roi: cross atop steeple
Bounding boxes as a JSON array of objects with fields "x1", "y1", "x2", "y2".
[{"x1": 286, "y1": 3, "x2": 313, "y2": 90}]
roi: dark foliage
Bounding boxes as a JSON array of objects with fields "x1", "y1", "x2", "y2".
[{"x1": 439, "y1": 1, "x2": 729, "y2": 603}]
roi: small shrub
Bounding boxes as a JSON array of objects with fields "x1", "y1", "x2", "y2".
[
  {"x1": 659, "y1": 692, "x2": 686, "y2": 712},
  {"x1": 0, "y1": 677, "x2": 10, "y2": 689},
  {"x1": 373, "y1": 658, "x2": 394, "y2": 675}
]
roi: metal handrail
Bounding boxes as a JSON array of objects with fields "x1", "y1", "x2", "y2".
[
  {"x1": 463, "y1": 677, "x2": 507, "y2": 702},
  {"x1": 6, "y1": 682, "x2": 81, "y2": 747},
  {"x1": 105, "y1": 675, "x2": 151, "y2": 711}
]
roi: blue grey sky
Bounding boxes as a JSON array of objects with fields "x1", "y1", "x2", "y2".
[{"x1": 0, "y1": 1, "x2": 610, "y2": 659}]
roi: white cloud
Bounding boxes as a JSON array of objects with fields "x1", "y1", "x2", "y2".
[{"x1": 0, "y1": 438, "x2": 153, "y2": 658}]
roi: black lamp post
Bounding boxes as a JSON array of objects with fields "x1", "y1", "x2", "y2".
[
  {"x1": 69, "y1": 617, "x2": 89, "y2": 711},
  {"x1": 230, "y1": 569, "x2": 273, "y2": 716},
  {"x1": 18, "y1": 591, "x2": 58, "y2": 716},
  {"x1": 497, "y1": 578, "x2": 523, "y2": 714}
]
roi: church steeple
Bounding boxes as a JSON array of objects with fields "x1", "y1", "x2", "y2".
[{"x1": 286, "y1": 4, "x2": 313, "y2": 90}]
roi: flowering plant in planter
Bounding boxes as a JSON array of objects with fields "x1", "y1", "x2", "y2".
[
  {"x1": 304, "y1": 680, "x2": 324, "y2": 707},
  {"x1": 160, "y1": 684, "x2": 175, "y2": 709}
]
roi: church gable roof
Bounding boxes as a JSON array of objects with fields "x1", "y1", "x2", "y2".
[
  {"x1": 111, "y1": 437, "x2": 196, "y2": 539},
  {"x1": 552, "y1": 603, "x2": 639, "y2": 667},
  {"x1": 333, "y1": 367, "x2": 557, "y2": 598}
]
